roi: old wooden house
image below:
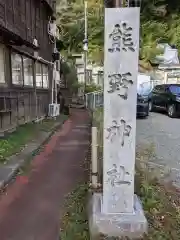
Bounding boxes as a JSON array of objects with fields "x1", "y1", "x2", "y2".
[{"x1": 0, "y1": 0, "x2": 56, "y2": 135}]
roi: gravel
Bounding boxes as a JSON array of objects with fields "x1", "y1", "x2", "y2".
[{"x1": 136, "y1": 112, "x2": 180, "y2": 170}]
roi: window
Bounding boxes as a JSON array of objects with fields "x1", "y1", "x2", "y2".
[
  {"x1": 169, "y1": 85, "x2": 180, "y2": 94},
  {"x1": 158, "y1": 85, "x2": 165, "y2": 93},
  {"x1": 35, "y1": 62, "x2": 49, "y2": 88},
  {"x1": 78, "y1": 73, "x2": 84, "y2": 83},
  {"x1": 11, "y1": 53, "x2": 23, "y2": 85},
  {"x1": 0, "y1": 44, "x2": 5, "y2": 83},
  {"x1": 153, "y1": 85, "x2": 161, "y2": 93},
  {"x1": 35, "y1": 62, "x2": 43, "y2": 87},
  {"x1": 12, "y1": 52, "x2": 35, "y2": 86},
  {"x1": 23, "y1": 57, "x2": 33, "y2": 86},
  {"x1": 87, "y1": 70, "x2": 92, "y2": 84},
  {"x1": 98, "y1": 71, "x2": 103, "y2": 86},
  {"x1": 11, "y1": 53, "x2": 49, "y2": 88},
  {"x1": 42, "y1": 65, "x2": 49, "y2": 88}
]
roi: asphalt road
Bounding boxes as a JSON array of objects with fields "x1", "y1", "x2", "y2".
[{"x1": 136, "y1": 112, "x2": 180, "y2": 170}]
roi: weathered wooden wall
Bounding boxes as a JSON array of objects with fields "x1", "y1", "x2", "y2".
[
  {"x1": 0, "y1": 0, "x2": 53, "y2": 61},
  {"x1": 0, "y1": 89, "x2": 49, "y2": 134},
  {"x1": 0, "y1": 0, "x2": 55, "y2": 134}
]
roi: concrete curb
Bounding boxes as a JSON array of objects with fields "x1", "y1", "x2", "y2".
[{"x1": 0, "y1": 118, "x2": 68, "y2": 191}]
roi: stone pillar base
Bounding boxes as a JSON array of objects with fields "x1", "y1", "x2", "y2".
[{"x1": 88, "y1": 193, "x2": 148, "y2": 239}]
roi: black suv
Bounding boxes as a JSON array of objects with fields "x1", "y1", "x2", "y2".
[{"x1": 149, "y1": 84, "x2": 180, "y2": 118}]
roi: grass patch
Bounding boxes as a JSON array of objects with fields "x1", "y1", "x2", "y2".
[
  {"x1": 60, "y1": 184, "x2": 89, "y2": 240},
  {"x1": 0, "y1": 115, "x2": 68, "y2": 164},
  {"x1": 136, "y1": 175, "x2": 180, "y2": 239},
  {"x1": 135, "y1": 148, "x2": 180, "y2": 240}
]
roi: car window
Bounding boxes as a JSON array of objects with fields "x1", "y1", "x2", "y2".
[
  {"x1": 153, "y1": 85, "x2": 165, "y2": 93},
  {"x1": 159, "y1": 85, "x2": 165, "y2": 93},
  {"x1": 169, "y1": 85, "x2": 180, "y2": 94},
  {"x1": 165, "y1": 86, "x2": 170, "y2": 92},
  {"x1": 153, "y1": 85, "x2": 161, "y2": 93}
]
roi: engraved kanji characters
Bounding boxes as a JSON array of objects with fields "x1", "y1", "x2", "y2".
[
  {"x1": 120, "y1": 119, "x2": 131, "y2": 146},
  {"x1": 108, "y1": 22, "x2": 135, "y2": 53},
  {"x1": 107, "y1": 72, "x2": 133, "y2": 99},
  {"x1": 106, "y1": 119, "x2": 131, "y2": 146},
  {"x1": 106, "y1": 120, "x2": 120, "y2": 143},
  {"x1": 107, "y1": 164, "x2": 131, "y2": 187}
]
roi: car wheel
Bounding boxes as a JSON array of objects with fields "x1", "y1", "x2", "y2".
[
  {"x1": 148, "y1": 101, "x2": 153, "y2": 112},
  {"x1": 167, "y1": 104, "x2": 176, "y2": 118}
]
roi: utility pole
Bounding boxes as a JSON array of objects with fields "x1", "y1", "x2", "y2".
[
  {"x1": 83, "y1": 1, "x2": 88, "y2": 95},
  {"x1": 115, "y1": 0, "x2": 121, "y2": 7}
]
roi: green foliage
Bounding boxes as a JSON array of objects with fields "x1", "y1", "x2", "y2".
[
  {"x1": 135, "y1": 165, "x2": 180, "y2": 240},
  {"x1": 57, "y1": 0, "x2": 180, "y2": 68},
  {"x1": 60, "y1": 184, "x2": 89, "y2": 240},
  {"x1": 0, "y1": 115, "x2": 68, "y2": 164},
  {"x1": 0, "y1": 124, "x2": 35, "y2": 163},
  {"x1": 85, "y1": 83, "x2": 102, "y2": 93},
  {"x1": 71, "y1": 81, "x2": 83, "y2": 94},
  {"x1": 140, "y1": 0, "x2": 180, "y2": 65},
  {"x1": 56, "y1": 0, "x2": 104, "y2": 64},
  {"x1": 61, "y1": 60, "x2": 79, "y2": 91}
]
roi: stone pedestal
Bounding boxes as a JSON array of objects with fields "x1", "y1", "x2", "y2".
[{"x1": 89, "y1": 193, "x2": 147, "y2": 239}]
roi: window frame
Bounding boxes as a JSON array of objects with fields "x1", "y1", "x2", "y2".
[
  {"x1": 35, "y1": 62, "x2": 49, "y2": 89},
  {"x1": 23, "y1": 57, "x2": 34, "y2": 87},
  {"x1": 11, "y1": 52, "x2": 24, "y2": 86},
  {"x1": 42, "y1": 64, "x2": 49, "y2": 89},
  {"x1": 0, "y1": 44, "x2": 6, "y2": 85},
  {"x1": 35, "y1": 61, "x2": 43, "y2": 88},
  {"x1": 11, "y1": 50, "x2": 49, "y2": 90},
  {"x1": 11, "y1": 51, "x2": 36, "y2": 88}
]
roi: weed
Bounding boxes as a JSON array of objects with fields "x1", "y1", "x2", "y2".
[
  {"x1": 0, "y1": 115, "x2": 68, "y2": 164},
  {"x1": 60, "y1": 184, "x2": 89, "y2": 240}
]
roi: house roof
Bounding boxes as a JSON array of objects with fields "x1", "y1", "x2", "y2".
[{"x1": 158, "y1": 64, "x2": 180, "y2": 70}]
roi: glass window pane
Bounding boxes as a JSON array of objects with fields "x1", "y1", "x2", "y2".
[
  {"x1": 169, "y1": 85, "x2": 180, "y2": 94},
  {"x1": 36, "y1": 62, "x2": 43, "y2": 87},
  {"x1": 11, "y1": 53, "x2": 23, "y2": 85},
  {"x1": 0, "y1": 45, "x2": 5, "y2": 83},
  {"x1": 23, "y1": 57, "x2": 33, "y2": 86},
  {"x1": 42, "y1": 65, "x2": 49, "y2": 88}
]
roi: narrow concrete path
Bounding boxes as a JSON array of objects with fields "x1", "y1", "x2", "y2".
[{"x1": 0, "y1": 109, "x2": 90, "y2": 240}]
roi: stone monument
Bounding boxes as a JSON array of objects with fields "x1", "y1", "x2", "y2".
[{"x1": 89, "y1": 7, "x2": 148, "y2": 239}]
